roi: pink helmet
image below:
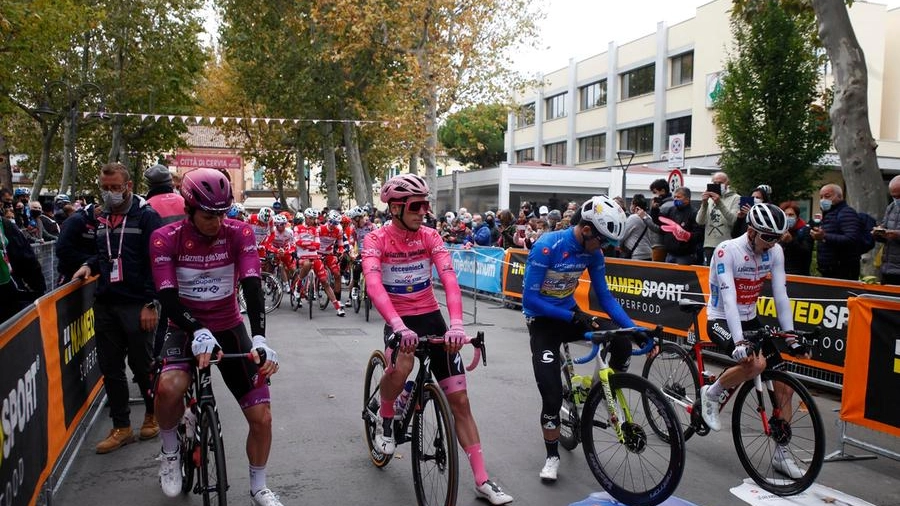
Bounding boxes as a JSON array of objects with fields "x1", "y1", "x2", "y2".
[
  {"x1": 181, "y1": 168, "x2": 234, "y2": 213},
  {"x1": 380, "y1": 174, "x2": 429, "y2": 203}
]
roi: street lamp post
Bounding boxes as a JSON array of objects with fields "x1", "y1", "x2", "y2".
[{"x1": 616, "y1": 149, "x2": 635, "y2": 200}]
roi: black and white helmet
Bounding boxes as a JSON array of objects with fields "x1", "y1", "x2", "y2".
[
  {"x1": 579, "y1": 195, "x2": 626, "y2": 241},
  {"x1": 748, "y1": 203, "x2": 787, "y2": 235}
]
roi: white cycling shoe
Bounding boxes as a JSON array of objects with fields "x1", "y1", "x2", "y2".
[
  {"x1": 539, "y1": 456, "x2": 560, "y2": 481},
  {"x1": 772, "y1": 447, "x2": 805, "y2": 479},
  {"x1": 251, "y1": 488, "x2": 284, "y2": 506},
  {"x1": 475, "y1": 479, "x2": 513, "y2": 504},
  {"x1": 157, "y1": 449, "x2": 181, "y2": 498}
]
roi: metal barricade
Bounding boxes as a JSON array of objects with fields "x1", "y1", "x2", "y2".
[{"x1": 31, "y1": 240, "x2": 58, "y2": 289}]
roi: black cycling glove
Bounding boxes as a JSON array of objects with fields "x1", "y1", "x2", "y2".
[{"x1": 571, "y1": 311, "x2": 600, "y2": 331}]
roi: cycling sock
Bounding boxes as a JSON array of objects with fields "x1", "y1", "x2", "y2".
[
  {"x1": 160, "y1": 427, "x2": 179, "y2": 454},
  {"x1": 249, "y1": 464, "x2": 266, "y2": 495},
  {"x1": 544, "y1": 438, "x2": 559, "y2": 458},
  {"x1": 706, "y1": 381, "x2": 725, "y2": 401},
  {"x1": 464, "y1": 444, "x2": 489, "y2": 486}
]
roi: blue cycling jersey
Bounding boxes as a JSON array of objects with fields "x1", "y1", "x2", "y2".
[{"x1": 521, "y1": 227, "x2": 635, "y2": 327}]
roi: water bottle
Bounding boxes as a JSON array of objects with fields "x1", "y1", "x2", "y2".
[
  {"x1": 393, "y1": 381, "x2": 414, "y2": 420},
  {"x1": 183, "y1": 408, "x2": 197, "y2": 439}
]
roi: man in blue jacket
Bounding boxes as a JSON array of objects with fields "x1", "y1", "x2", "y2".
[
  {"x1": 472, "y1": 213, "x2": 493, "y2": 246},
  {"x1": 810, "y1": 184, "x2": 861, "y2": 280}
]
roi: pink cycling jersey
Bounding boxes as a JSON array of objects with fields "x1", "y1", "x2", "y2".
[
  {"x1": 150, "y1": 218, "x2": 260, "y2": 332},
  {"x1": 707, "y1": 234, "x2": 793, "y2": 341},
  {"x1": 362, "y1": 222, "x2": 463, "y2": 329}
]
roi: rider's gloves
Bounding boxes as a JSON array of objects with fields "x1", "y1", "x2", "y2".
[
  {"x1": 191, "y1": 328, "x2": 219, "y2": 357},
  {"x1": 393, "y1": 324, "x2": 419, "y2": 351},
  {"x1": 444, "y1": 324, "x2": 466, "y2": 348},
  {"x1": 731, "y1": 340, "x2": 752, "y2": 361},
  {"x1": 251, "y1": 335, "x2": 279, "y2": 366},
  {"x1": 571, "y1": 311, "x2": 600, "y2": 331},
  {"x1": 634, "y1": 329, "x2": 654, "y2": 348},
  {"x1": 783, "y1": 335, "x2": 809, "y2": 358}
]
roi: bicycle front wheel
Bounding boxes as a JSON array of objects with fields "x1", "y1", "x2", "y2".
[
  {"x1": 318, "y1": 270, "x2": 332, "y2": 310},
  {"x1": 642, "y1": 341, "x2": 700, "y2": 441},
  {"x1": 352, "y1": 276, "x2": 362, "y2": 313},
  {"x1": 732, "y1": 369, "x2": 825, "y2": 496},
  {"x1": 412, "y1": 382, "x2": 459, "y2": 506},
  {"x1": 289, "y1": 270, "x2": 302, "y2": 311},
  {"x1": 362, "y1": 350, "x2": 393, "y2": 468},
  {"x1": 259, "y1": 271, "x2": 282, "y2": 313},
  {"x1": 307, "y1": 275, "x2": 315, "y2": 320},
  {"x1": 199, "y1": 404, "x2": 228, "y2": 506},
  {"x1": 559, "y1": 362, "x2": 581, "y2": 451},
  {"x1": 581, "y1": 373, "x2": 685, "y2": 506}
]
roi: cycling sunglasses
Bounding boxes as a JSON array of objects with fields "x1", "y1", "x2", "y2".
[
  {"x1": 758, "y1": 232, "x2": 780, "y2": 243},
  {"x1": 406, "y1": 200, "x2": 430, "y2": 213}
]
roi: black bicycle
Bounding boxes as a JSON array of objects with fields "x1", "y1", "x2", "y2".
[
  {"x1": 362, "y1": 332, "x2": 485, "y2": 506},
  {"x1": 152, "y1": 349, "x2": 268, "y2": 506}
]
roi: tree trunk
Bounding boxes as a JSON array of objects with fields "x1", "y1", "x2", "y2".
[
  {"x1": 342, "y1": 121, "x2": 368, "y2": 206},
  {"x1": 0, "y1": 129, "x2": 12, "y2": 192},
  {"x1": 60, "y1": 110, "x2": 75, "y2": 194},
  {"x1": 108, "y1": 117, "x2": 124, "y2": 164},
  {"x1": 320, "y1": 122, "x2": 340, "y2": 208},
  {"x1": 31, "y1": 120, "x2": 64, "y2": 196},
  {"x1": 295, "y1": 151, "x2": 309, "y2": 210},
  {"x1": 811, "y1": 0, "x2": 885, "y2": 276},
  {"x1": 359, "y1": 140, "x2": 374, "y2": 205},
  {"x1": 408, "y1": 153, "x2": 419, "y2": 175}
]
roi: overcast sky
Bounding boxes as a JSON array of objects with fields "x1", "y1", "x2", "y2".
[{"x1": 511, "y1": 0, "x2": 900, "y2": 75}]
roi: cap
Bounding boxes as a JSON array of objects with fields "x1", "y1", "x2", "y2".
[
  {"x1": 539, "y1": 205, "x2": 549, "y2": 215},
  {"x1": 144, "y1": 164, "x2": 173, "y2": 186}
]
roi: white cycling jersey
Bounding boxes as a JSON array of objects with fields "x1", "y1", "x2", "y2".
[{"x1": 707, "y1": 234, "x2": 793, "y2": 342}]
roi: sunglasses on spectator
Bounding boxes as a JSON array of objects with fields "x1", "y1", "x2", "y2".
[{"x1": 407, "y1": 200, "x2": 430, "y2": 213}]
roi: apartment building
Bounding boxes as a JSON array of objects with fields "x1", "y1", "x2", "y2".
[{"x1": 504, "y1": 0, "x2": 900, "y2": 199}]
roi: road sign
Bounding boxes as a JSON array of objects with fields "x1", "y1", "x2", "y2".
[
  {"x1": 668, "y1": 169, "x2": 684, "y2": 193},
  {"x1": 668, "y1": 134, "x2": 685, "y2": 168}
]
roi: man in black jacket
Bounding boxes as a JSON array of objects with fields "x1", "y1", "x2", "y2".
[
  {"x1": 810, "y1": 184, "x2": 861, "y2": 280},
  {"x1": 55, "y1": 203, "x2": 100, "y2": 285},
  {"x1": 72, "y1": 163, "x2": 163, "y2": 453},
  {"x1": 1, "y1": 211, "x2": 47, "y2": 323}
]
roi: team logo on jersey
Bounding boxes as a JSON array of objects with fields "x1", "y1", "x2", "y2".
[
  {"x1": 717, "y1": 249, "x2": 724, "y2": 258},
  {"x1": 242, "y1": 227, "x2": 252, "y2": 236},
  {"x1": 153, "y1": 238, "x2": 163, "y2": 247},
  {"x1": 562, "y1": 252, "x2": 569, "y2": 259},
  {"x1": 542, "y1": 247, "x2": 550, "y2": 256},
  {"x1": 744, "y1": 255, "x2": 749, "y2": 262},
  {"x1": 185, "y1": 240, "x2": 195, "y2": 250}
]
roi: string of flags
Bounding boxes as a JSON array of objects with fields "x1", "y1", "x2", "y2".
[{"x1": 80, "y1": 110, "x2": 400, "y2": 128}]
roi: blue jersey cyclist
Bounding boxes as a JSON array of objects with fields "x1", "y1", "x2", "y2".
[
  {"x1": 522, "y1": 195, "x2": 653, "y2": 483},
  {"x1": 150, "y1": 169, "x2": 284, "y2": 506}
]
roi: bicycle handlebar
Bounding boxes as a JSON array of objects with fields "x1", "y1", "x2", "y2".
[
  {"x1": 386, "y1": 331, "x2": 486, "y2": 371},
  {"x1": 741, "y1": 326, "x2": 821, "y2": 357},
  {"x1": 156, "y1": 348, "x2": 270, "y2": 387},
  {"x1": 574, "y1": 325, "x2": 662, "y2": 365}
]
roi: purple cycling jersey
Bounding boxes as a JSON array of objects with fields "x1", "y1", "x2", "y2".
[{"x1": 151, "y1": 218, "x2": 261, "y2": 332}]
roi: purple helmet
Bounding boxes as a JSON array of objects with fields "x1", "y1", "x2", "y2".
[
  {"x1": 380, "y1": 174, "x2": 429, "y2": 203},
  {"x1": 181, "y1": 168, "x2": 233, "y2": 213}
]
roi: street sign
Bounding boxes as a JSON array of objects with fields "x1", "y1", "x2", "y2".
[
  {"x1": 668, "y1": 134, "x2": 685, "y2": 168},
  {"x1": 668, "y1": 169, "x2": 684, "y2": 193}
]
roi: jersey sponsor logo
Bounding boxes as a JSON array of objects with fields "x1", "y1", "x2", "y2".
[
  {"x1": 605, "y1": 277, "x2": 689, "y2": 301},
  {"x1": 541, "y1": 350, "x2": 554, "y2": 363},
  {"x1": 717, "y1": 249, "x2": 725, "y2": 257},
  {"x1": 541, "y1": 247, "x2": 550, "y2": 255},
  {"x1": 154, "y1": 255, "x2": 171, "y2": 264},
  {"x1": 744, "y1": 255, "x2": 749, "y2": 262},
  {"x1": 762, "y1": 251, "x2": 770, "y2": 262},
  {"x1": 717, "y1": 263, "x2": 725, "y2": 274},
  {"x1": 562, "y1": 251, "x2": 569, "y2": 259},
  {"x1": 541, "y1": 414, "x2": 558, "y2": 430},
  {"x1": 539, "y1": 271, "x2": 579, "y2": 298}
]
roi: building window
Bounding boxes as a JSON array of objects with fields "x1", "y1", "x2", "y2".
[
  {"x1": 619, "y1": 124, "x2": 654, "y2": 155},
  {"x1": 666, "y1": 116, "x2": 692, "y2": 148},
  {"x1": 670, "y1": 51, "x2": 693, "y2": 86},
  {"x1": 545, "y1": 93, "x2": 567, "y2": 120},
  {"x1": 516, "y1": 103, "x2": 535, "y2": 128},
  {"x1": 579, "y1": 80, "x2": 607, "y2": 111},
  {"x1": 621, "y1": 64, "x2": 655, "y2": 99},
  {"x1": 516, "y1": 148, "x2": 534, "y2": 163},
  {"x1": 578, "y1": 134, "x2": 606, "y2": 162},
  {"x1": 544, "y1": 141, "x2": 567, "y2": 165}
]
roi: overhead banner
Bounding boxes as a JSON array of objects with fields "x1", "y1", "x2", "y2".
[
  {"x1": 841, "y1": 297, "x2": 900, "y2": 437},
  {"x1": 174, "y1": 154, "x2": 243, "y2": 170}
]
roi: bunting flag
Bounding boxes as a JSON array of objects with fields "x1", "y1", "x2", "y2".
[{"x1": 77, "y1": 109, "x2": 398, "y2": 127}]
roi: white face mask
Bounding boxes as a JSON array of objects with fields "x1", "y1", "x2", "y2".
[
  {"x1": 785, "y1": 216, "x2": 797, "y2": 229},
  {"x1": 753, "y1": 197, "x2": 763, "y2": 205},
  {"x1": 820, "y1": 199, "x2": 833, "y2": 212}
]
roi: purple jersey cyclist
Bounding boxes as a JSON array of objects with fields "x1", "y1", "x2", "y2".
[{"x1": 150, "y1": 168, "x2": 283, "y2": 506}]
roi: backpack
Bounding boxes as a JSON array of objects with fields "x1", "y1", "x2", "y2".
[{"x1": 857, "y1": 211, "x2": 877, "y2": 254}]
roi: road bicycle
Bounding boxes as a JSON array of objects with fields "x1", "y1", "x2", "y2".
[
  {"x1": 641, "y1": 298, "x2": 825, "y2": 496},
  {"x1": 348, "y1": 257, "x2": 372, "y2": 320},
  {"x1": 150, "y1": 349, "x2": 269, "y2": 506},
  {"x1": 557, "y1": 325, "x2": 684, "y2": 506},
  {"x1": 288, "y1": 259, "x2": 317, "y2": 320},
  {"x1": 238, "y1": 252, "x2": 282, "y2": 314},
  {"x1": 361, "y1": 331, "x2": 486, "y2": 506}
]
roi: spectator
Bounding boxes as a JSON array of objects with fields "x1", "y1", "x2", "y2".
[
  {"x1": 53, "y1": 193, "x2": 71, "y2": 226},
  {"x1": 38, "y1": 201, "x2": 61, "y2": 239},
  {"x1": 619, "y1": 194, "x2": 655, "y2": 260},
  {"x1": 538, "y1": 205, "x2": 549, "y2": 220},
  {"x1": 497, "y1": 209, "x2": 517, "y2": 248},
  {"x1": 483, "y1": 210, "x2": 500, "y2": 246},
  {"x1": 0, "y1": 189, "x2": 13, "y2": 217},
  {"x1": 613, "y1": 196, "x2": 627, "y2": 215},
  {"x1": 1, "y1": 206, "x2": 46, "y2": 322},
  {"x1": 56, "y1": 203, "x2": 101, "y2": 285},
  {"x1": 810, "y1": 184, "x2": 861, "y2": 280},
  {"x1": 144, "y1": 164, "x2": 186, "y2": 224},
  {"x1": 732, "y1": 184, "x2": 772, "y2": 239},
  {"x1": 520, "y1": 201, "x2": 536, "y2": 220},
  {"x1": 546, "y1": 209, "x2": 562, "y2": 231},
  {"x1": 696, "y1": 172, "x2": 741, "y2": 264},
  {"x1": 445, "y1": 214, "x2": 473, "y2": 245},
  {"x1": 71, "y1": 162, "x2": 163, "y2": 454},
  {"x1": 778, "y1": 201, "x2": 813, "y2": 276},
  {"x1": 648, "y1": 179, "x2": 674, "y2": 261},
  {"x1": 656, "y1": 187, "x2": 700, "y2": 265},
  {"x1": 876, "y1": 175, "x2": 900, "y2": 284},
  {"x1": 471, "y1": 213, "x2": 493, "y2": 246}
]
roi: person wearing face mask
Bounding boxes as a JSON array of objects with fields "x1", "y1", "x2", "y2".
[
  {"x1": 71, "y1": 163, "x2": 164, "y2": 454},
  {"x1": 655, "y1": 187, "x2": 700, "y2": 265},
  {"x1": 697, "y1": 172, "x2": 741, "y2": 265},
  {"x1": 874, "y1": 175, "x2": 900, "y2": 284},
  {"x1": 732, "y1": 184, "x2": 772, "y2": 240},
  {"x1": 809, "y1": 183, "x2": 861, "y2": 280},
  {"x1": 777, "y1": 201, "x2": 813, "y2": 276}
]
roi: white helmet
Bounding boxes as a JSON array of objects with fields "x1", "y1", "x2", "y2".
[
  {"x1": 273, "y1": 214, "x2": 288, "y2": 226},
  {"x1": 579, "y1": 195, "x2": 626, "y2": 241},
  {"x1": 347, "y1": 206, "x2": 365, "y2": 219},
  {"x1": 327, "y1": 209, "x2": 341, "y2": 224},
  {"x1": 304, "y1": 207, "x2": 319, "y2": 219},
  {"x1": 258, "y1": 207, "x2": 273, "y2": 223},
  {"x1": 748, "y1": 203, "x2": 787, "y2": 235}
]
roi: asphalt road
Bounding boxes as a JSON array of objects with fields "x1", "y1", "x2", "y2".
[{"x1": 53, "y1": 292, "x2": 900, "y2": 506}]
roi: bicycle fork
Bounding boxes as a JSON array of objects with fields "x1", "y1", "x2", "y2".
[{"x1": 596, "y1": 369, "x2": 631, "y2": 443}]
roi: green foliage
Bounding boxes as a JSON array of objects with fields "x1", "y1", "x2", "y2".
[
  {"x1": 714, "y1": 0, "x2": 832, "y2": 203},
  {"x1": 438, "y1": 103, "x2": 507, "y2": 169}
]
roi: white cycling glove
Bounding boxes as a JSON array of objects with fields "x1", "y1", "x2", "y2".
[
  {"x1": 251, "y1": 335, "x2": 278, "y2": 366},
  {"x1": 191, "y1": 328, "x2": 219, "y2": 357},
  {"x1": 731, "y1": 341, "x2": 751, "y2": 361}
]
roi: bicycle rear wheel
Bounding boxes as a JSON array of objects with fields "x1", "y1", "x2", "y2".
[
  {"x1": 364, "y1": 293, "x2": 371, "y2": 322},
  {"x1": 581, "y1": 373, "x2": 685, "y2": 506},
  {"x1": 558, "y1": 359, "x2": 581, "y2": 451},
  {"x1": 307, "y1": 274, "x2": 315, "y2": 320},
  {"x1": 179, "y1": 415, "x2": 195, "y2": 495},
  {"x1": 318, "y1": 270, "x2": 332, "y2": 310},
  {"x1": 199, "y1": 404, "x2": 228, "y2": 506},
  {"x1": 259, "y1": 271, "x2": 282, "y2": 313},
  {"x1": 642, "y1": 341, "x2": 700, "y2": 442},
  {"x1": 412, "y1": 382, "x2": 459, "y2": 506},
  {"x1": 352, "y1": 277, "x2": 362, "y2": 313},
  {"x1": 732, "y1": 369, "x2": 825, "y2": 496},
  {"x1": 289, "y1": 270, "x2": 302, "y2": 311},
  {"x1": 362, "y1": 350, "x2": 393, "y2": 467}
]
